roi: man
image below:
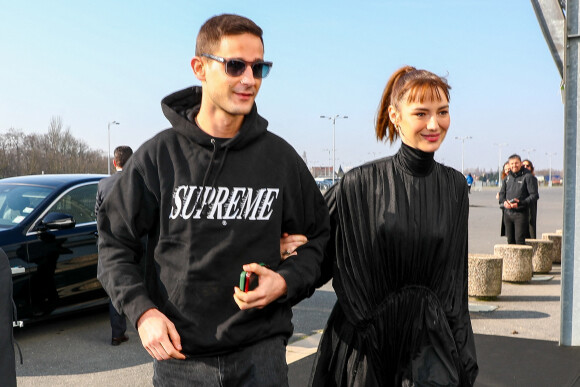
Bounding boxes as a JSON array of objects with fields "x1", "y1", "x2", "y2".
[
  {"x1": 498, "y1": 154, "x2": 539, "y2": 245},
  {"x1": 95, "y1": 145, "x2": 134, "y2": 346},
  {"x1": 97, "y1": 14, "x2": 329, "y2": 386},
  {"x1": 0, "y1": 248, "x2": 17, "y2": 387}
]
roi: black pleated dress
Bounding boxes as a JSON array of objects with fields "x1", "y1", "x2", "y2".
[{"x1": 310, "y1": 143, "x2": 478, "y2": 386}]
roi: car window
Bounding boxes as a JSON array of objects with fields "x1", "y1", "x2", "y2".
[
  {"x1": 0, "y1": 186, "x2": 53, "y2": 227},
  {"x1": 46, "y1": 183, "x2": 98, "y2": 225}
]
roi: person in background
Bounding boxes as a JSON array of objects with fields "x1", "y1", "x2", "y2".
[
  {"x1": 309, "y1": 66, "x2": 478, "y2": 386},
  {"x1": 95, "y1": 145, "x2": 134, "y2": 346},
  {"x1": 0, "y1": 248, "x2": 17, "y2": 387},
  {"x1": 498, "y1": 161, "x2": 510, "y2": 237},
  {"x1": 97, "y1": 14, "x2": 329, "y2": 386},
  {"x1": 499, "y1": 154, "x2": 539, "y2": 245},
  {"x1": 522, "y1": 159, "x2": 539, "y2": 239},
  {"x1": 466, "y1": 173, "x2": 474, "y2": 194}
]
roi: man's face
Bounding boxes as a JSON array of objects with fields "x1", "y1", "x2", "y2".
[
  {"x1": 200, "y1": 33, "x2": 265, "y2": 117},
  {"x1": 509, "y1": 158, "x2": 521, "y2": 173}
]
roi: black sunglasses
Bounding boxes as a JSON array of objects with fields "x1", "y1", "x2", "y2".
[{"x1": 201, "y1": 53, "x2": 273, "y2": 79}]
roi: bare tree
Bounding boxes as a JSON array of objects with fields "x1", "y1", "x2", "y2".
[{"x1": 0, "y1": 116, "x2": 108, "y2": 177}]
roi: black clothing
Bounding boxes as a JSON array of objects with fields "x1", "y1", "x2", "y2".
[
  {"x1": 0, "y1": 248, "x2": 17, "y2": 387},
  {"x1": 498, "y1": 168, "x2": 539, "y2": 212},
  {"x1": 95, "y1": 172, "x2": 123, "y2": 216},
  {"x1": 97, "y1": 86, "x2": 330, "y2": 357},
  {"x1": 504, "y1": 211, "x2": 528, "y2": 245},
  {"x1": 310, "y1": 143, "x2": 478, "y2": 386},
  {"x1": 498, "y1": 168, "x2": 538, "y2": 245},
  {"x1": 528, "y1": 175, "x2": 539, "y2": 239},
  {"x1": 96, "y1": 172, "x2": 128, "y2": 340}
]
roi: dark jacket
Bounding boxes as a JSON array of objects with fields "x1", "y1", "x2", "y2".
[
  {"x1": 498, "y1": 167, "x2": 539, "y2": 212},
  {"x1": 0, "y1": 248, "x2": 16, "y2": 387},
  {"x1": 96, "y1": 86, "x2": 330, "y2": 357},
  {"x1": 95, "y1": 172, "x2": 122, "y2": 217}
]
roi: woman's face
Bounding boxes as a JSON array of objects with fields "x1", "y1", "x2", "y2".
[
  {"x1": 389, "y1": 90, "x2": 450, "y2": 153},
  {"x1": 503, "y1": 164, "x2": 510, "y2": 174}
]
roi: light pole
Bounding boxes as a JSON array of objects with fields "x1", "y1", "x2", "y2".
[
  {"x1": 546, "y1": 152, "x2": 557, "y2": 187},
  {"x1": 522, "y1": 148, "x2": 536, "y2": 160},
  {"x1": 494, "y1": 142, "x2": 508, "y2": 187},
  {"x1": 107, "y1": 121, "x2": 120, "y2": 175},
  {"x1": 454, "y1": 136, "x2": 472, "y2": 175},
  {"x1": 320, "y1": 115, "x2": 348, "y2": 184}
]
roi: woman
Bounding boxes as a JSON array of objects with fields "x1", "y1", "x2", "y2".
[
  {"x1": 499, "y1": 161, "x2": 510, "y2": 237},
  {"x1": 309, "y1": 66, "x2": 478, "y2": 386},
  {"x1": 522, "y1": 159, "x2": 539, "y2": 238}
]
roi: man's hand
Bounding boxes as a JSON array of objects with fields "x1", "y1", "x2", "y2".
[
  {"x1": 137, "y1": 308, "x2": 186, "y2": 361},
  {"x1": 233, "y1": 263, "x2": 287, "y2": 310},
  {"x1": 280, "y1": 233, "x2": 308, "y2": 260},
  {"x1": 504, "y1": 198, "x2": 519, "y2": 209}
]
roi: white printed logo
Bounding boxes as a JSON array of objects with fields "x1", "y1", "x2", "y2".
[{"x1": 170, "y1": 186, "x2": 279, "y2": 221}]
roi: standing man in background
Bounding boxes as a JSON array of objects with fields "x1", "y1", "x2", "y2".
[
  {"x1": 0, "y1": 248, "x2": 17, "y2": 386},
  {"x1": 97, "y1": 14, "x2": 329, "y2": 386},
  {"x1": 95, "y1": 145, "x2": 133, "y2": 346},
  {"x1": 499, "y1": 154, "x2": 539, "y2": 245}
]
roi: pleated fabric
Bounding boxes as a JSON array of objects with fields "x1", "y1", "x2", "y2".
[{"x1": 310, "y1": 143, "x2": 478, "y2": 386}]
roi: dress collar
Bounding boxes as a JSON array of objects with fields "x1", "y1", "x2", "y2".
[{"x1": 394, "y1": 142, "x2": 436, "y2": 177}]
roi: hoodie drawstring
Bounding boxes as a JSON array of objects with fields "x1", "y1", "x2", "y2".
[{"x1": 193, "y1": 139, "x2": 230, "y2": 216}]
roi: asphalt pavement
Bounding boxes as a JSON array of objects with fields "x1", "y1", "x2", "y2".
[{"x1": 15, "y1": 185, "x2": 576, "y2": 386}]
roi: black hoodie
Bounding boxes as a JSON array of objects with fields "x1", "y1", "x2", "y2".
[{"x1": 97, "y1": 86, "x2": 330, "y2": 357}]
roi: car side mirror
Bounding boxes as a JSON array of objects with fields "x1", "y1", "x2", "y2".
[{"x1": 35, "y1": 213, "x2": 76, "y2": 232}]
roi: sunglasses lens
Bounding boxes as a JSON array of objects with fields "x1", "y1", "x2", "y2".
[
  {"x1": 252, "y1": 63, "x2": 271, "y2": 78},
  {"x1": 225, "y1": 59, "x2": 247, "y2": 77}
]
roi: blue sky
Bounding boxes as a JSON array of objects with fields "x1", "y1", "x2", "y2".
[{"x1": 0, "y1": 1, "x2": 564, "y2": 173}]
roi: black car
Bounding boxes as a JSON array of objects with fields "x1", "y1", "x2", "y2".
[{"x1": 1, "y1": 174, "x2": 109, "y2": 323}]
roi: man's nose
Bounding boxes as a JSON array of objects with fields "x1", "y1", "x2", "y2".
[{"x1": 240, "y1": 65, "x2": 256, "y2": 86}]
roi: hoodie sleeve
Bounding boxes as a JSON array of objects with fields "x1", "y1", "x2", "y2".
[
  {"x1": 97, "y1": 158, "x2": 160, "y2": 327},
  {"x1": 276, "y1": 156, "x2": 330, "y2": 305}
]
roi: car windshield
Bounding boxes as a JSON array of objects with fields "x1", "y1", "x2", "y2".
[{"x1": 0, "y1": 185, "x2": 54, "y2": 228}]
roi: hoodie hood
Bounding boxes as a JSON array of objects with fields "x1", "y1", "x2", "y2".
[{"x1": 160, "y1": 86, "x2": 269, "y2": 151}]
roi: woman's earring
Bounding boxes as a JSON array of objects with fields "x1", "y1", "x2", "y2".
[{"x1": 395, "y1": 125, "x2": 401, "y2": 134}]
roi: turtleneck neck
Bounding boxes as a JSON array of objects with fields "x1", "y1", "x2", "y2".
[{"x1": 394, "y1": 142, "x2": 436, "y2": 177}]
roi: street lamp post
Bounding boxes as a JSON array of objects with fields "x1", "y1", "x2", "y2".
[
  {"x1": 494, "y1": 142, "x2": 508, "y2": 187},
  {"x1": 320, "y1": 114, "x2": 348, "y2": 184},
  {"x1": 454, "y1": 136, "x2": 472, "y2": 175},
  {"x1": 522, "y1": 148, "x2": 536, "y2": 160},
  {"x1": 107, "y1": 121, "x2": 120, "y2": 175},
  {"x1": 546, "y1": 152, "x2": 557, "y2": 187}
]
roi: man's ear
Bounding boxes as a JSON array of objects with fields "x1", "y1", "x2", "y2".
[
  {"x1": 191, "y1": 57, "x2": 206, "y2": 81},
  {"x1": 112, "y1": 159, "x2": 118, "y2": 169}
]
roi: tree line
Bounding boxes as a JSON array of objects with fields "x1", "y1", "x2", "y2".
[{"x1": 0, "y1": 116, "x2": 107, "y2": 178}]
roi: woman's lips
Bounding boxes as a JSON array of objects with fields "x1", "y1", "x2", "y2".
[{"x1": 423, "y1": 133, "x2": 440, "y2": 142}]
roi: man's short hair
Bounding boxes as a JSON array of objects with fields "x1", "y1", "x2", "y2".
[
  {"x1": 114, "y1": 146, "x2": 133, "y2": 168},
  {"x1": 195, "y1": 14, "x2": 263, "y2": 57},
  {"x1": 508, "y1": 154, "x2": 521, "y2": 162}
]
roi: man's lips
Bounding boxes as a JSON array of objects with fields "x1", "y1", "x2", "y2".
[{"x1": 234, "y1": 91, "x2": 254, "y2": 100}]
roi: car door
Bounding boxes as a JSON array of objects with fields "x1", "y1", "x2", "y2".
[{"x1": 27, "y1": 181, "x2": 106, "y2": 317}]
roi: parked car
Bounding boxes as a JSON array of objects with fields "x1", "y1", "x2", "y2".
[{"x1": 1, "y1": 174, "x2": 109, "y2": 323}]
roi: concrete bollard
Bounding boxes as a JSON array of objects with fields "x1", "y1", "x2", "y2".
[
  {"x1": 494, "y1": 244, "x2": 533, "y2": 283},
  {"x1": 525, "y1": 239, "x2": 554, "y2": 274},
  {"x1": 542, "y1": 233, "x2": 562, "y2": 263},
  {"x1": 468, "y1": 254, "x2": 503, "y2": 299}
]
